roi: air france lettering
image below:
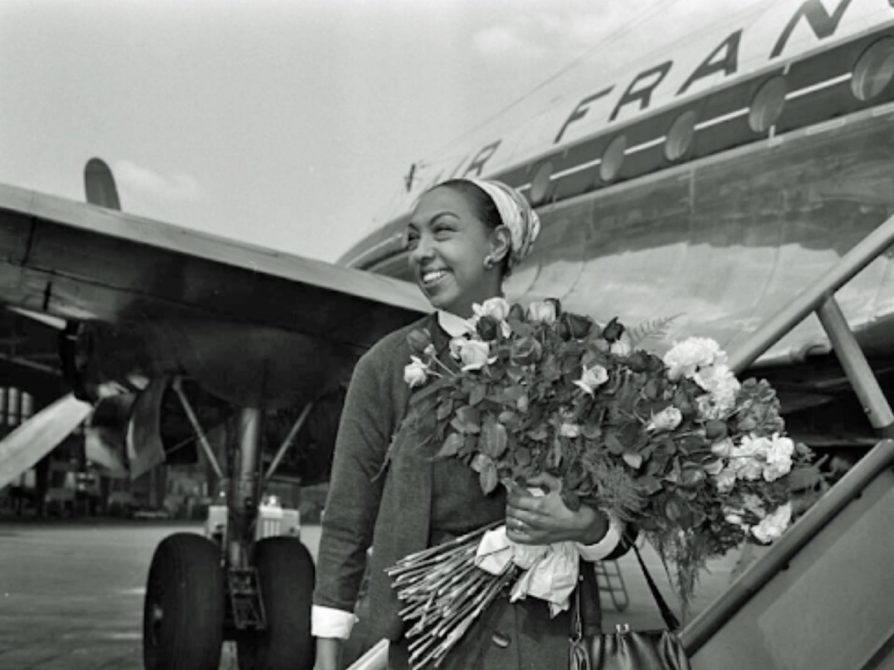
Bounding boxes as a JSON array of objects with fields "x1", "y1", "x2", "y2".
[
  {"x1": 554, "y1": 0, "x2": 854, "y2": 145},
  {"x1": 447, "y1": 0, "x2": 868, "y2": 184}
]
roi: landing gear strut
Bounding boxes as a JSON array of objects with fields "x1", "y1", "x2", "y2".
[{"x1": 142, "y1": 403, "x2": 315, "y2": 670}]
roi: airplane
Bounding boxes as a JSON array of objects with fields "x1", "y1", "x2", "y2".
[{"x1": 0, "y1": 0, "x2": 892, "y2": 669}]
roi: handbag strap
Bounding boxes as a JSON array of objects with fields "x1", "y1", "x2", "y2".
[{"x1": 631, "y1": 543, "x2": 680, "y2": 631}]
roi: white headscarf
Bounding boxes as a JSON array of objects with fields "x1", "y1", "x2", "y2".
[{"x1": 465, "y1": 178, "x2": 541, "y2": 268}]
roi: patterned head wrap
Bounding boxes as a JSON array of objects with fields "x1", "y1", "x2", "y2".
[{"x1": 464, "y1": 178, "x2": 541, "y2": 268}]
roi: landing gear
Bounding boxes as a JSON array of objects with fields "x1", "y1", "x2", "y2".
[
  {"x1": 237, "y1": 537, "x2": 316, "y2": 670},
  {"x1": 142, "y1": 401, "x2": 318, "y2": 670},
  {"x1": 143, "y1": 533, "x2": 225, "y2": 670}
]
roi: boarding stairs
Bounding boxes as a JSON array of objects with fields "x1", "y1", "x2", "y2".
[
  {"x1": 682, "y1": 214, "x2": 894, "y2": 669},
  {"x1": 347, "y1": 213, "x2": 894, "y2": 670}
]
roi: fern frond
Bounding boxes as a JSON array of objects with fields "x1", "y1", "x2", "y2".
[{"x1": 627, "y1": 314, "x2": 682, "y2": 348}]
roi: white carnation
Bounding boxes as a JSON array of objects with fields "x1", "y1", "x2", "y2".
[
  {"x1": 663, "y1": 337, "x2": 727, "y2": 380},
  {"x1": 763, "y1": 433, "x2": 795, "y2": 482},
  {"x1": 729, "y1": 435, "x2": 769, "y2": 481},
  {"x1": 693, "y1": 364, "x2": 740, "y2": 416},
  {"x1": 752, "y1": 503, "x2": 792, "y2": 543},
  {"x1": 714, "y1": 467, "x2": 737, "y2": 493}
]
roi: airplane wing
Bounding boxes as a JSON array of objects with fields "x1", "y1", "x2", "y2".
[{"x1": 0, "y1": 181, "x2": 428, "y2": 409}]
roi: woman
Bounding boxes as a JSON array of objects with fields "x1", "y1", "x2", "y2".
[{"x1": 312, "y1": 179, "x2": 625, "y2": 670}]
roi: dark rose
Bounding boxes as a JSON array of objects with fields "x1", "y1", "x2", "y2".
[
  {"x1": 625, "y1": 350, "x2": 650, "y2": 372},
  {"x1": 476, "y1": 315, "x2": 499, "y2": 341},
  {"x1": 510, "y1": 335, "x2": 542, "y2": 365},
  {"x1": 704, "y1": 420, "x2": 728, "y2": 440},
  {"x1": 406, "y1": 328, "x2": 432, "y2": 355},
  {"x1": 562, "y1": 312, "x2": 593, "y2": 339},
  {"x1": 601, "y1": 317, "x2": 625, "y2": 343},
  {"x1": 557, "y1": 319, "x2": 571, "y2": 341}
]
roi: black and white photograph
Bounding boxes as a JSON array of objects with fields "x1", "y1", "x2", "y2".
[{"x1": 1, "y1": 1, "x2": 892, "y2": 668}]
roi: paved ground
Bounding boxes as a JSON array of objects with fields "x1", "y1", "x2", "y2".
[{"x1": 0, "y1": 519, "x2": 743, "y2": 669}]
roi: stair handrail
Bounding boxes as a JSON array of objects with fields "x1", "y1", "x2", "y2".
[{"x1": 728, "y1": 212, "x2": 894, "y2": 374}]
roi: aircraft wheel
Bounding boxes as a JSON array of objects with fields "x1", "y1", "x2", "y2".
[
  {"x1": 143, "y1": 533, "x2": 225, "y2": 670},
  {"x1": 238, "y1": 536, "x2": 315, "y2": 670}
]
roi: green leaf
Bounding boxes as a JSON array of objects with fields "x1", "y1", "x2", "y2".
[
  {"x1": 622, "y1": 452, "x2": 643, "y2": 469},
  {"x1": 479, "y1": 461, "x2": 499, "y2": 495},
  {"x1": 436, "y1": 433, "x2": 463, "y2": 459},
  {"x1": 471, "y1": 453, "x2": 492, "y2": 473},
  {"x1": 639, "y1": 475, "x2": 663, "y2": 495},
  {"x1": 436, "y1": 398, "x2": 454, "y2": 421},
  {"x1": 787, "y1": 465, "x2": 823, "y2": 490},
  {"x1": 469, "y1": 383, "x2": 487, "y2": 407},
  {"x1": 480, "y1": 416, "x2": 509, "y2": 459},
  {"x1": 680, "y1": 466, "x2": 706, "y2": 488},
  {"x1": 451, "y1": 406, "x2": 480, "y2": 434},
  {"x1": 500, "y1": 385, "x2": 526, "y2": 402},
  {"x1": 605, "y1": 433, "x2": 625, "y2": 455}
]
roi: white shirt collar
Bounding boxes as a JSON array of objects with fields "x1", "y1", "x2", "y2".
[{"x1": 437, "y1": 310, "x2": 474, "y2": 338}]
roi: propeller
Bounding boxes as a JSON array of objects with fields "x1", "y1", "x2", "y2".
[{"x1": 0, "y1": 393, "x2": 92, "y2": 489}]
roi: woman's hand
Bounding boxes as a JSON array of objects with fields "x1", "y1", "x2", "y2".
[
  {"x1": 314, "y1": 637, "x2": 341, "y2": 670},
  {"x1": 505, "y1": 473, "x2": 608, "y2": 545}
]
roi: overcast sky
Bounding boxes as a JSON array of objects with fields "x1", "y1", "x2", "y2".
[{"x1": 0, "y1": 0, "x2": 740, "y2": 262}]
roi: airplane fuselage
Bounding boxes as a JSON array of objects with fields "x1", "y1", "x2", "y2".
[{"x1": 341, "y1": 0, "x2": 894, "y2": 371}]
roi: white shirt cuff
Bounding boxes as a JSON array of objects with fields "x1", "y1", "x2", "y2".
[
  {"x1": 311, "y1": 605, "x2": 357, "y2": 640},
  {"x1": 576, "y1": 515, "x2": 624, "y2": 562}
]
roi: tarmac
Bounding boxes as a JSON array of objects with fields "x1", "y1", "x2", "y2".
[{"x1": 0, "y1": 518, "x2": 746, "y2": 669}]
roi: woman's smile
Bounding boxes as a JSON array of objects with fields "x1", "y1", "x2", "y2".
[{"x1": 420, "y1": 268, "x2": 451, "y2": 288}]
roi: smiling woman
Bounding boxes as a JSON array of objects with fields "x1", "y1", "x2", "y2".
[
  {"x1": 312, "y1": 179, "x2": 631, "y2": 670},
  {"x1": 405, "y1": 180, "x2": 512, "y2": 317}
]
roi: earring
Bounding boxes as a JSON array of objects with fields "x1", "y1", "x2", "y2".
[{"x1": 483, "y1": 255, "x2": 495, "y2": 269}]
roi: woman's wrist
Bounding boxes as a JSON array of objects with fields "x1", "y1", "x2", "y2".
[{"x1": 577, "y1": 506, "x2": 609, "y2": 545}]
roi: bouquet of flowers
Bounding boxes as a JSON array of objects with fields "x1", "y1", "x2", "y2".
[{"x1": 389, "y1": 297, "x2": 825, "y2": 668}]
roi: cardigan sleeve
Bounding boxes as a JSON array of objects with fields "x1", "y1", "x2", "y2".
[{"x1": 312, "y1": 347, "x2": 396, "y2": 616}]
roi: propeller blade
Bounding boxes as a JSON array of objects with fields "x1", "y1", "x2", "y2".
[
  {"x1": 0, "y1": 393, "x2": 92, "y2": 489},
  {"x1": 84, "y1": 157, "x2": 121, "y2": 210}
]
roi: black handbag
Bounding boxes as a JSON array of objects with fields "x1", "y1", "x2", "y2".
[{"x1": 570, "y1": 544, "x2": 691, "y2": 670}]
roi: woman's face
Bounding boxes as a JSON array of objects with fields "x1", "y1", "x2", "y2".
[{"x1": 406, "y1": 186, "x2": 503, "y2": 317}]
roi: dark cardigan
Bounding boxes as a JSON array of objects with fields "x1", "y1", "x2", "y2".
[{"x1": 313, "y1": 314, "x2": 634, "y2": 667}]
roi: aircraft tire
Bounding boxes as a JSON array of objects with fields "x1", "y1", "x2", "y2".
[
  {"x1": 143, "y1": 532, "x2": 225, "y2": 670},
  {"x1": 237, "y1": 536, "x2": 315, "y2": 670}
]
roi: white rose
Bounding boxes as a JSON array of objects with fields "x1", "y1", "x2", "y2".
[
  {"x1": 403, "y1": 356, "x2": 429, "y2": 388},
  {"x1": 711, "y1": 438, "x2": 734, "y2": 458},
  {"x1": 752, "y1": 503, "x2": 792, "y2": 543},
  {"x1": 449, "y1": 337, "x2": 465, "y2": 360},
  {"x1": 573, "y1": 364, "x2": 609, "y2": 395},
  {"x1": 474, "y1": 297, "x2": 511, "y2": 322},
  {"x1": 457, "y1": 339, "x2": 491, "y2": 371},
  {"x1": 610, "y1": 338, "x2": 632, "y2": 357},
  {"x1": 526, "y1": 301, "x2": 557, "y2": 324},
  {"x1": 663, "y1": 337, "x2": 727, "y2": 381},
  {"x1": 714, "y1": 467, "x2": 737, "y2": 493},
  {"x1": 647, "y1": 406, "x2": 682, "y2": 432},
  {"x1": 763, "y1": 433, "x2": 795, "y2": 482},
  {"x1": 724, "y1": 512, "x2": 746, "y2": 527}
]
